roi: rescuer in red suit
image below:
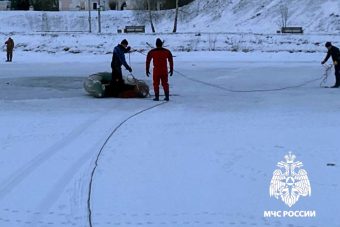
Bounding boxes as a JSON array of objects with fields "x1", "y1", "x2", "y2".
[{"x1": 146, "y1": 38, "x2": 174, "y2": 101}]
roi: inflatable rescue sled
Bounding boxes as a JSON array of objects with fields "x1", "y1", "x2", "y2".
[{"x1": 84, "y1": 72, "x2": 149, "y2": 98}]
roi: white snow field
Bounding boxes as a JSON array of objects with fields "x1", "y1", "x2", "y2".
[{"x1": 0, "y1": 51, "x2": 339, "y2": 227}]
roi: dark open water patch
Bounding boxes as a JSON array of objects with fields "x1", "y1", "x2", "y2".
[{"x1": 0, "y1": 76, "x2": 86, "y2": 100}]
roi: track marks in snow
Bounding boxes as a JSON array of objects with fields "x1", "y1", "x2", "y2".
[
  {"x1": 0, "y1": 210, "x2": 264, "y2": 226},
  {"x1": 0, "y1": 114, "x2": 103, "y2": 200}
]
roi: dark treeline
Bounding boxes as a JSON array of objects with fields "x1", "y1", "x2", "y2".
[
  {"x1": 10, "y1": 0, "x2": 194, "y2": 11},
  {"x1": 11, "y1": 0, "x2": 59, "y2": 11}
]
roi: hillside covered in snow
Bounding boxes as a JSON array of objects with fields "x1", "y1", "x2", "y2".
[
  {"x1": 179, "y1": 0, "x2": 340, "y2": 34},
  {"x1": 0, "y1": 0, "x2": 339, "y2": 54},
  {"x1": 0, "y1": 0, "x2": 339, "y2": 34}
]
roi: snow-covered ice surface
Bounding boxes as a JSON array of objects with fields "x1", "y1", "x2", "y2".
[{"x1": 0, "y1": 51, "x2": 339, "y2": 227}]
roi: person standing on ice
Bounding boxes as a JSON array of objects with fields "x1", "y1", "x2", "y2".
[
  {"x1": 111, "y1": 39, "x2": 132, "y2": 88},
  {"x1": 321, "y1": 42, "x2": 340, "y2": 88},
  {"x1": 5, "y1": 37, "x2": 14, "y2": 62},
  {"x1": 146, "y1": 38, "x2": 174, "y2": 101}
]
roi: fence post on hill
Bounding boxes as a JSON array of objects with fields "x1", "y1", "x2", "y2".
[{"x1": 172, "y1": 0, "x2": 179, "y2": 33}]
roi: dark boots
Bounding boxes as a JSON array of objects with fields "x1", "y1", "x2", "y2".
[
  {"x1": 153, "y1": 93, "x2": 159, "y2": 101},
  {"x1": 164, "y1": 92, "x2": 169, "y2": 101},
  {"x1": 153, "y1": 92, "x2": 170, "y2": 101}
]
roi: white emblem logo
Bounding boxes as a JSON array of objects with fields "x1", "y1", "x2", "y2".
[{"x1": 269, "y1": 152, "x2": 311, "y2": 207}]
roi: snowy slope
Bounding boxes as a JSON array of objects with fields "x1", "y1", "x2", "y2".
[
  {"x1": 175, "y1": 0, "x2": 340, "y2": 33},
  {"x1": 0, "y1": 0, "x2": 339, "y2": 55}
]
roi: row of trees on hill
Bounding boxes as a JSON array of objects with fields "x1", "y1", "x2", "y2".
[
  {"x1": 143, "y1": 0, "x2": 188, "y2": 33},
  {"x1": 108, "y1": 0, "x2": 193, "y2": 10},
  {"x1": 10, "y1": 0, "x2": 58, "y2": 11},
  {"x1": 144, "y1": 0, "x2": 194, "y2": 10},
  {"x1": 10, "y1": 0, "x2": 194, "y2": 11},
  {"x1": 10, "y1": 0, "x2": 194, "y2": 33}
]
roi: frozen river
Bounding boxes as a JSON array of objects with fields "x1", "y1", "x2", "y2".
[{"x1": 0, "y1": 51, "x2": 339, "y2": 227}]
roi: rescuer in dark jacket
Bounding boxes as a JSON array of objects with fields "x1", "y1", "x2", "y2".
[
  {"x1": 146, "y1": 38, "x2": 174, "y2": 101},
  {"x1": 111, "y1": 39, "x2": 132, "y2": 87},
  {"x1": 321, "y1": 42, "x2": 340, "y2": 88}
]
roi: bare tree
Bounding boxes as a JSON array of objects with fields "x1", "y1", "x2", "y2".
[
  {"x1": 172, "y1": 0, "x2": 179, "y2": 33},
  {"x1": 279, "y1": 2, "x2": 288, "y2": 28},
  {"x1": 147, "y1": 0, "x2": 156, "y2": 33}
]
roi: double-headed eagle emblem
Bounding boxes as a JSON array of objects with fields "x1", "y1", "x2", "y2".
[{"x1": 269, "y1": 152, "x2": 311, "y2": 207}]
